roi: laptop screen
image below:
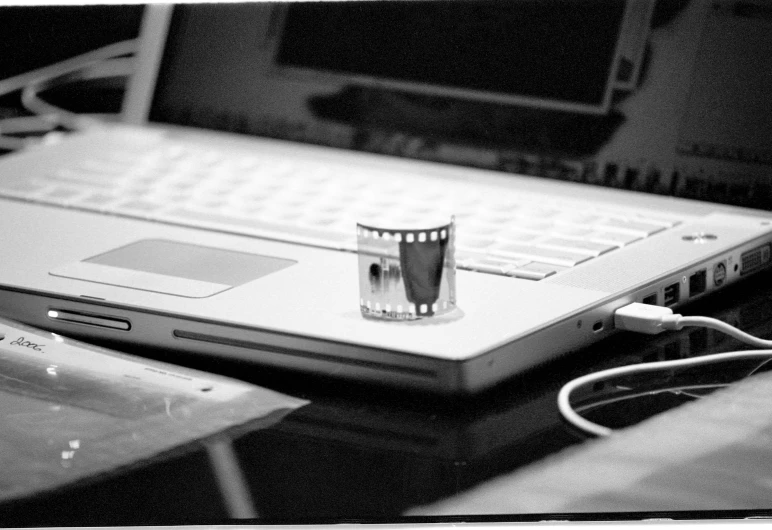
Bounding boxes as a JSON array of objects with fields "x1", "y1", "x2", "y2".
[
  {"x1": 273, "y1": 1, "x2": 628, "y2": 114},
  {"x1": 149, "y1": 1, "x2": 771, "y2": 211}
]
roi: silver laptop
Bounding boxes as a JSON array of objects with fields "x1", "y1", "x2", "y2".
[{"x1": 0, "y1": 1, "x2": 770, "y2": 393}]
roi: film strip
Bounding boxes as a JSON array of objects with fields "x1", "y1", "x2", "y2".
[{"x1": 357, "y1": 217, "x2": 456, "y2": 320}]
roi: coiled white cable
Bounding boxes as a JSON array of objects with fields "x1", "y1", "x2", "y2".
[
  {"x1": 662, "y1": 314, "x2": 772, "y2": 348},
  {"x1": 557, "y1": 303, "x2": 772, "y2": 437}
]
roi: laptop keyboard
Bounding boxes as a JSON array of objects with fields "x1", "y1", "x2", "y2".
[{"x1": 1, "y1": 141, "x2": 683, "y2": 280}]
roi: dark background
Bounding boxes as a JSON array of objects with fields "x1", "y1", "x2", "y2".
[{"x1": 0, "y1": 5, "x2": 143, "y2": 114}]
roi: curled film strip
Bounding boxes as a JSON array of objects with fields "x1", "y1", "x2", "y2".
[{"x1": 357, "y1": 217, "x2": 456, "y2": 320}]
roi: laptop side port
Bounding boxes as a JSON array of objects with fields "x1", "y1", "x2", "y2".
[
  {"x1": 688, "y1": 269, "x2": 707, "y2": 297},
  {"x1": 664, "y1": 282, "x2": 680, "y2": 306},
  {"x1": 741, "y1": 243, "x2": 771, "y2": 275},
  {"x1": 642, "y1": 293, "x2": 658, "y2": 305},
  {"x1": 713, "y1": 261, "x2": 726, "y2": 286}
]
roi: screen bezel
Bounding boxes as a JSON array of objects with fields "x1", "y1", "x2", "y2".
[{"x1": 123, "y1": 1, "x2": 653, "y2": 124}]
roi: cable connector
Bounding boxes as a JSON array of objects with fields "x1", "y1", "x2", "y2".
[
  {"x1": 613, "y1": 302, "x2": 682, "y2": 334},
  {"x1": 562, "y1": 302, "x2": 772, "y2": 437}
]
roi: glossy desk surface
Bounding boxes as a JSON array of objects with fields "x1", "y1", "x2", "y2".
[{"x1": 2, "y1": 272, "x2": 772, "y2": 525}]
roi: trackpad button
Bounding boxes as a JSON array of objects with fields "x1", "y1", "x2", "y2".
[{"x1": 50, "y1": 239, "x2": 297, "y2": 298}]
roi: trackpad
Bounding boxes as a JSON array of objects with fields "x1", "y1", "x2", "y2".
[{"x1": 50, "y1": 239, "x2": 297, "y2": 298}]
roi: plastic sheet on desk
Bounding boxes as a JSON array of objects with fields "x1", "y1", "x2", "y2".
[{"x1": 0, "y1": 316, "x2": 308, "y2": 504}]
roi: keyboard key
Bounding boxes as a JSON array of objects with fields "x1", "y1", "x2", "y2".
[
  {"x1": 509, "y1": 261, "x2": 568, "y2": 280},
  {"x1": 456, "y1": 235, "x2": 495, "y2": 251},
  {"x1": 49, "y1": 168, "x2": 117, "y2": 186},
  {"x1": 551, "y1": 226, "x2": 595, "y2": 238},
  {"x1": 456, "y1": 222, "x2": 497, "y2": 236},
  {"x1": 517, "y1": 207, "x2": 560, "y2": 219},
  {"x1": 466, "y1": 212, "x2": 516, "y2": 227},
  {"x1": 167, "y1": 207, "x2": 356, "y2": 250},
  {"x1": 465, "y1": 257, "x2": 529, "y2": 275},
  {"x1": 555, "y1": 213, "x2": 605, "y2": 226},
  {"x1": 538, "y1": 237, "x2": 618, "y2": 256},
  {"x1": 496, "y1": 229, "x2": 540, "y2": 243},
  {"x1": 75, "y1": 192, "x2": 121, "y2": 210},
  {"x1": 122, "y1": 185, "x2": 155, "y2": 199},
  {"x1": 77, "y1": 159, "x2": 129, "y2": 175},
  {"x1": 153, "y1": 191, "x2": 193, "y2": 204},
  {"x1": 489, "y1": 242, "x2": 592, "y2": 267},
  {"x1": 506, "y1": 219, "x2": 557, "y2": 233},
  {"x1": 190, "y1": 197, "x2": 229, "y2": 210},
  {"x1": 633, "y1": 215, "x2": 681, "y2": 227},
  {"x1": 297, "y1": 214, "x2": 343, "y2": 228},
  {"x1": 40, "y1": 185, "x2": 84, "y2": 202},
  {"x1": 595, "y1": 218, "x2": 666, "y2": 236},
  {"x1": 487, "y1": 201, "x2": 522, "y2": 213},
  {"x1": 114, "y1": 199, "x2": 166, "y2": 213},
  {"x1": 586, "y1": 231, "x2": 641, "y2": 246},
  {"x1": 0, "y1": 180, "x2": 49, "y2": 195}
]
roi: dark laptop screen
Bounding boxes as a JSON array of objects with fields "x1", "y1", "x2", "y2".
[{"x1": 274, "y1": 1, "x2": 627, "y2": 112}]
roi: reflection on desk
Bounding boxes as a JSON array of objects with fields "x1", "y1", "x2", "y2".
[
  {"x1": 411, "y1": 369, "x2": 772, "y2": 515},
  {"x1": 1, "y1": 270, "x2": 772, "y2": 525}
]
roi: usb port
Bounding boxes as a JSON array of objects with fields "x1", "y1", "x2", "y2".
[
  {"x1": 689, "y1": 269, "x2": 707, "y2": 297},
  {"x1": 664, "y1": 283, "x2": 680, "y2": 306},
  {"x1": 642, "y1": 293, "x2": 658, "y2": 305}
]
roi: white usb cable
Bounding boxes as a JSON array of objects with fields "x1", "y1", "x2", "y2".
[{"x1": 557, "y1": 303, "x2": 772, "y2": 437}]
